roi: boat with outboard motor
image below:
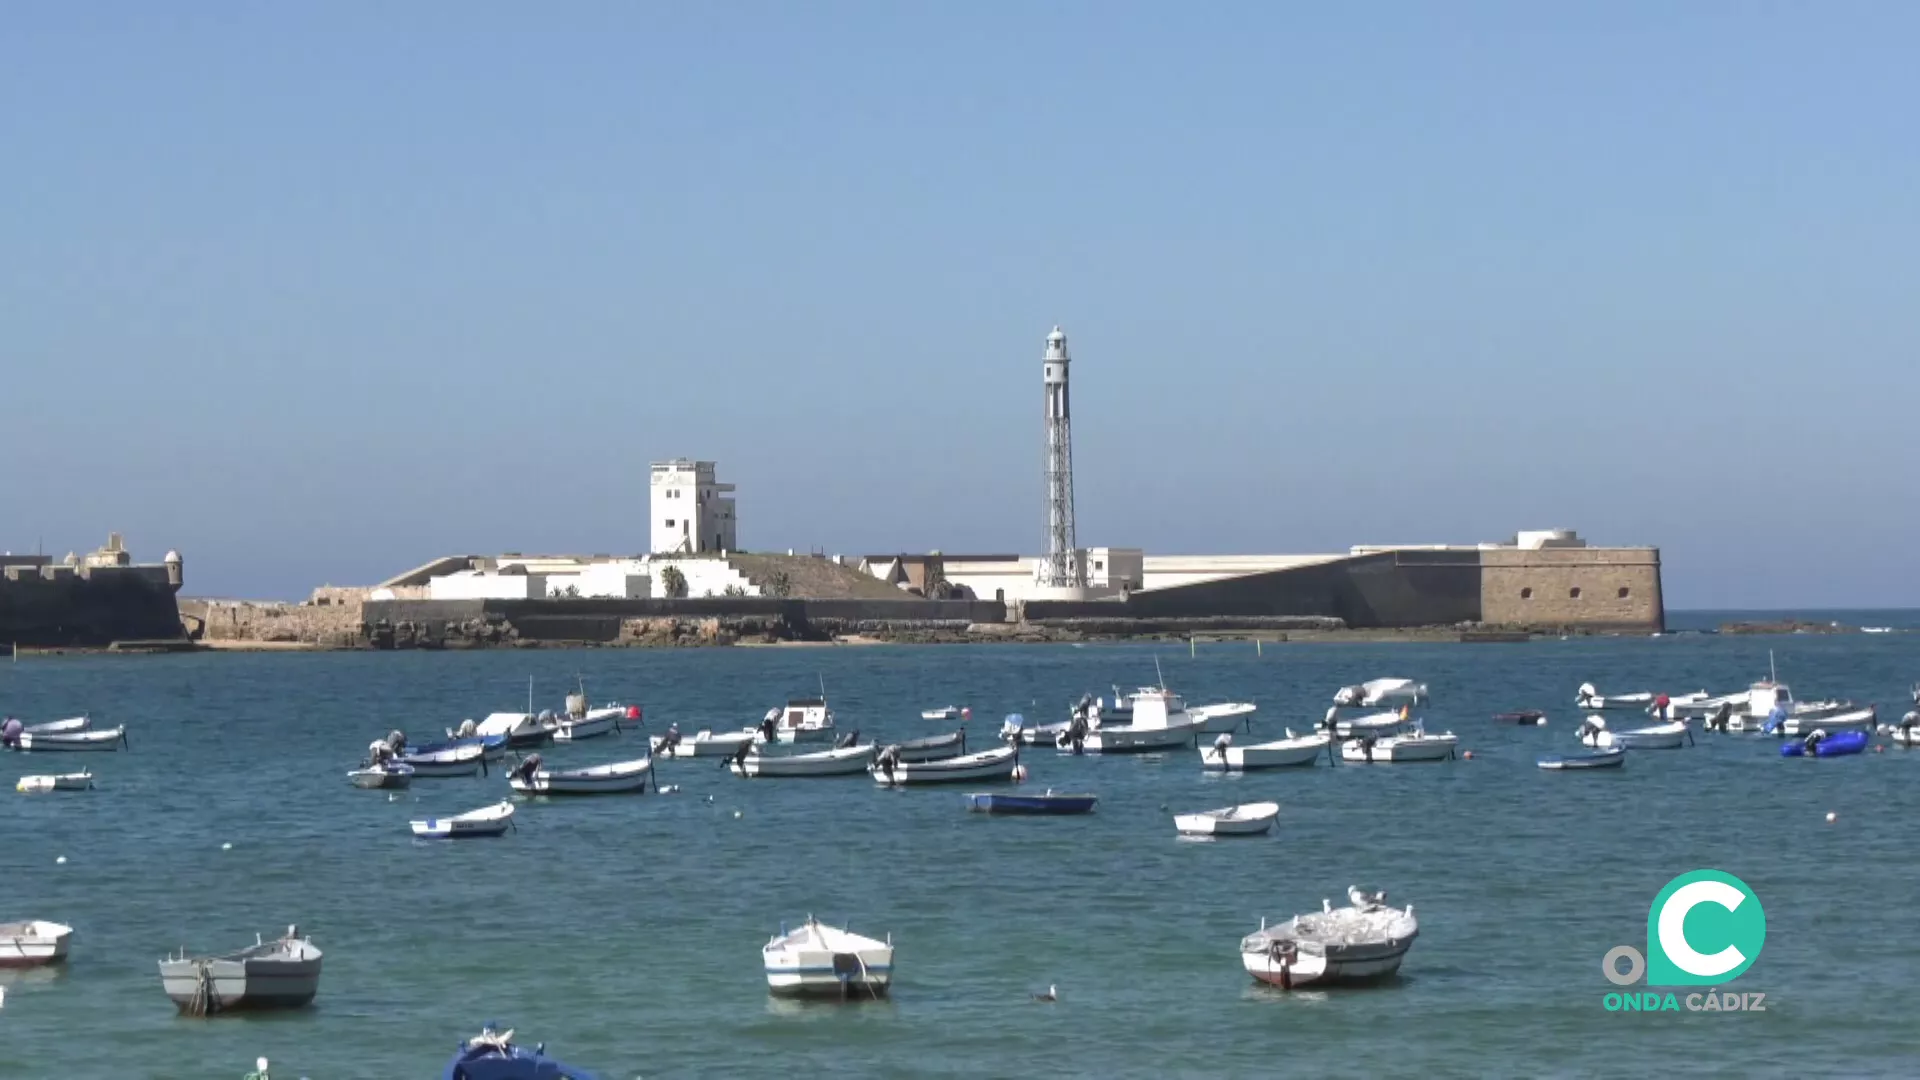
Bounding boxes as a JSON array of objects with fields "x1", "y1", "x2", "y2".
[
  {"x1": 506, "y1": 754, "x2": 651, "y2": 795},
  {"x1": 893, "y1": 729, "x2": 967, "y2": 763},
  {"x1": 1240, "y1": 887, "x2": 1419, "y2": 989},
  {"x1": 347, "y1": 761, "x2": 415, "y2": 789},
  {"x1": 755, "y1": 698, "x2": 837, "y2": 744},
  {"x1": 1774, "y1": 705, "x2": 1877, "y2": 738},
  {"x1": 441, "y1": 1023, "x2": 600, "y2": 1080},
  {"x1": 920, "y1": 705, "x2": 969, "y2": 722},
  {"x1": 1055, "y1": 687, "x2": 1202, "y2": 754},
  {"x1": 1200, "y1": 731, "x2": 1329, "y2": 771},
  {"x1": 1175, "y1": 801, "x2": 1279, "y2": 837},
  {"x1": 728, "y1": 743, "x2": 875, "y2": 778},
  {"x1": 15, "y1": 771, "x2": 94, "y2": 792},
  {"x1": 407, "y1": 734, "x2": 510, "y2": 762},
  {"x1": 397, "y1": 742, "x2": 489, "y2": 778},
  {"x1": 21, "y1": 717, "x2": 90, "y2": 735},
  {"x1": 0, "y1": 920, "x2": 73, "y2": 966},
  {"x1": 872, "y1": 744, "x2": 1018, "y2": 786},
  {"x1": 965, "y1": 790, "x2": 1097, "y2": 815},
  {"x1": 440, "y1": 1022, "x2": 600, "y2": 1080},
  {"x1": 1574, "y1": 683, "x2": 1653, "y2": 711},
  {"x1": 1340, "y1": 724, "x2": 1458, "y2": 763},
  {"x1": 159, "y1": 925, "x2": 322, "y2": 1013},
  {"x1": 650, "y1": 727, "x2": 757, "y2": 759},
  {"x1": 411, "y1": 801, "x2": 516, "y2": 839},
  {"x1": 3, "y1": 722, "x2": 127, "y2": 752},
  {"x1": 449, "y1": 713, "x2": 553, "y2": 751},
  {"x1": 763, "y1": 915, "x2": 893, "y2": 998},
  {"x1": 1780, "y1": 729, "x2": 1869, "y2": 758},
  {"x1": 1576, "y1": 716, "x2": 1692, "y2": 750},
  {"x1": 1323, "y1": 706, "x2": 1415, "y2": 739},
  {"x1": 999, "y1": 713, "x2": 1070, "y2": 747}
]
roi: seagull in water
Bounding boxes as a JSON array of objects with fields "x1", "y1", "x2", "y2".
[{"x1": 1031, "y1": 984, "x2": 1057, "y2": 1003}]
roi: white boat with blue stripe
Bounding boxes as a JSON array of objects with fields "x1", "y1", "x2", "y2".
[{"x1": 762, "y1": 915, "x2": 893, "y2": 998}]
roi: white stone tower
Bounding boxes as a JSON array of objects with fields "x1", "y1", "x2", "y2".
[{"x1": 1036, "y1": 326, "x2": 1087, "y2": 590}]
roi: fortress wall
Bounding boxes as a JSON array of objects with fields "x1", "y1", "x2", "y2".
[{"x1": 1478, "y1": 547, "x2": 1664, "y2": 631}]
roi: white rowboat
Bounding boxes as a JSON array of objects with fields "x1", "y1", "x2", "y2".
[
  {"x1": 1175, "y1": 802, "x2": 1279, "y2": 837},
  {"x1": 1340, "y1": 728, "x2": 1458, "y2": 763},
  {"x1": 410, "y1": 801, "x2": 515, "y2": 839},
  {"x1": 871, "y1": 745, "x2": 1018, "y2": 786},
  {"x1": 1200, "y1": 733, "x2": 1328, "y2": 771},
  {"x1": 508, "y1": 756, "x2": 651, "y2": 795},
  {"x1": 0, "y1": 920, "x2": 73, "y2": 967},
  {"x1": 9, "y1": 727, "x2": 127, "y2": 752},
  {"x1": 763, "y1": 916, "x2": 893, "y2": 997},
  {"x1": 16, "y1": 771, "x2": 93, "y2": 793},
  {"x1": 730, "y1": 745, "x2": 875, "y2": 778}
]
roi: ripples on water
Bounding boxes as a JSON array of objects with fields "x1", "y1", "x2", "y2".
[{"x1": 2, "y1": 631, "x2": 1918, "y2": 1077}]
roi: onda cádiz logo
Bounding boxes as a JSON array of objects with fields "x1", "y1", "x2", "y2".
[{"x1": 1602, "y1": 869, "x2": 1768, "y2": 1013}]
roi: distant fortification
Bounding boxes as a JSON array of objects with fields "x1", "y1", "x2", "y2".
[{"x1": 1, "y1": 534, "x2": 186, "y2": 647}]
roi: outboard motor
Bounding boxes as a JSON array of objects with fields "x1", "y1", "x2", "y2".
[
  {"x1": 366, "y1": 739, "x2": 393, "y2": 767},
  {"x1": 456, "y1": 718, "x2": 478, "y2": 738},
  {"x1": 727, "y1": 741, "x2": 753, "y2": 769},
  {"x1": 876, "y1": 745, "x2": 901, "y2": 781},
  {"x1": 1576, "y1": 683, "x2": 1598, "y2": 708},
  {"x1": 658, "y1": 725, "x2": 682, "y2": 757},
  {"x1": 1211, "y1": 731, "x2": 1232, "y2": 763},
  {"x1": 385, "y1": 729, "x2": 408, "y2": 754},
  {"x1": 834, "y1": 730, "x2": 859, "y2": 749},
  {"x1": 760, "y1": 710, "x2": 779, "y2": 743},
  {"x1": 1705, "y1": 702, "x2": 1732, "y2": 733},
  {"x1": 1358, "y1": 734, "x2": 1377, "y2": 763},
  {"x1": 1803, "y1": 729, "x2": 1827, "y2": 755},
  {"x1": 508, "y1": 753, "x2": 543, "y2": 784},
  {"x1": 1577, "y1": 716, "x2": 1606, "y2": 745},
  {"x1": 3, "y1": 717, "x2": 24, "y2": 747}
]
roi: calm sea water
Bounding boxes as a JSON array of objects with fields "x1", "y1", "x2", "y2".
[{"x1": 3, "y1": 626, "x2": 1919, "y2": 1079}]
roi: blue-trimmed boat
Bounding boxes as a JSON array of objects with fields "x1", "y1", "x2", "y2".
[
  {"x1": 441, "y1": 1023, "x2": 597, "y2": 1079},
  {"x1": 1536, "y1": 749, "x2": 1625, "y2": 771},
  {"x1": 965, "y1": 790, "x2": 1097, "y2": 815},
  {"x1": 410, "y1": 734, "x2": 510, "y2": 762}
]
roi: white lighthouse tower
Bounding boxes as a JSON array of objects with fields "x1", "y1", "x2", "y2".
[{"x1": 1035, "y1": 326, "x2": 1089, "y2": 593}]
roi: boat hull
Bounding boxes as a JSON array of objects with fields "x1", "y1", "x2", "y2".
[
  {"x1": 773, "y1": 727, "x2": 836, "y2": 745},
  {"x1": 652, "y1": 732, "x2": 756, "y2": 758},
  {"x1": 1340, "y1": 736, "x2": 1457, "y2": 763},
  {"x1": 410, "y1": 802, "x2": 514, "y2": 838},
  {"x1": 15, "y1": 772, "x2": 93, "y2": 792},
  {"x1": 0, "y1": 921, "x2": 72, "y2": 967},
  {"x1": 1201, "y1": 737, "x2": 1327, "y2": 771},
  {"x1": 764, "y1": 951, "x2": 893, "y2": 997},
  {"x1": 965, "y1": 792, "x2": 1096, "y2": 815},
  {"x1": 159, "y1": 954, "x2": 321, "y2": 1012},
  {"x1": 1242, "y1": 939, "x2": 1412, "y2": 988},
  {"x1": 893, "y1": 732, "x2": 967, "y2": 763},
  {"x1": 551, "y1": 711, "x2": 622, "y2": 742},
  {"x1": 1189, "y1": 703, "x2": 1257, "y2": 734},
  {"x1": 1175, "y1": 802, "x2": 1279, "y2": 836},
  {"x1": 1583, "y1": 723, "x2": 1688, "y2": 750},
  {"x1": 24, "y1": 717, "x2": 90, "y2": 735},
  {"x1": 347, "y1": 765, "x2": 414, "y2": 789},
  {"x1": 508, "y1": 761, "x2": 651, "y2": 794},
  {"x1": 872, "y1": 747, "x2": 1018, "y2": 786},
  {"x1": 732, "y1": 746, "x2": 875, "y2": 778},
  {"x1": 11, "y1": 727, "x2": 126, "y2": 752},
  {"x1": 1538, "y1": 750, "x2": 1625, "y2": 770},
  {"x1": 1071, "y1": 723, "x2": 1197, "y2": 754},
  {"x1": 1777, "y1": 710, "x2": 1877, "y2": 737},
  {"x1": 1780, "y1": 731, "x2": 1869, "y2": 758}
]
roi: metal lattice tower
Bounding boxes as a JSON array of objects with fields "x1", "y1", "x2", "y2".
[{"x1": 1037, "y1": 326, "x2": 1086, "y2": 589}]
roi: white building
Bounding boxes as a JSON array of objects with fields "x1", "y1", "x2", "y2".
[
  {"x1": 429, "y1": 567, "x2": 550, "y2": 600},
  {"x1": 650, "y1": 460, "x2": 737, "y2": 555}
]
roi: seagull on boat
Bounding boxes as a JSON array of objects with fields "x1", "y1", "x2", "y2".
[{"x1": 1031, "y1": 984, "x2": 1057, "y2": 1003}]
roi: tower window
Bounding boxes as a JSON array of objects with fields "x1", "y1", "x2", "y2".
[
  {"x1": 1618, "y1": 587, "x2": 1631, "y2": 599},
  {"x1": 1570, "y1": 587, "x2": 1583, "y2": 599},
  {"x1": 665, "y1": 519, "x2": 675, "y2": 528},
  {"x1": 1520, "y1": 587, "x2": 1533, "y2": 599}
]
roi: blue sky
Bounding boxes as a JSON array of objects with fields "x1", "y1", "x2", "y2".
[{"x1": 4, "y1": 3, "x2": 1916, "y2": 606}]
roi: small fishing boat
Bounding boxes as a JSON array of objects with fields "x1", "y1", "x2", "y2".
[
  {"x1": 15, "y1": 771, "x2": 93, "y2": 793},
  {"x1": 506, "y1": 754, "x2": 651, "y2": 795},
  {"x1": 650, "y1": 728, "x2": 756, "y2": 759},
  {"x1": 411, "y1": 801, "x2": 516, "y2": 839},
  {"x1": 5, "y1": 726, "x2": 127, "y2": 752},
  {"x1": 755, "y1": 698, "x2": 837, "y2": 744},
  {"x1": 1189, "y1": 701, "x2": 1258, "y2": 734},
  {"x1": 1174, "y1": 801, "x2": 1279, "y2": 837},
  {"x1": 23, "y1": 717, "x2": 90, "y2": 735},
  {"x1": 1780, "y1": 729, "x2": 1869, "y2": 758},
  {"x1": 999, "y1": 713, "x2": 1070, "y2": 746},
  {"x1": 0, "y1": 920, "x2": 73, "y2": 966},
  {"x1": 1776, "y1": 706, "x2": 1877, "y2": 738},
  {"x1": 1326, "y1": 707, "x2": 1414, "y2": 738},
  {"x1": 965, "y1": 790, "x2": 1097, "y2": 815},
  {"x1": 1577, "y1": 716, "x2": 1692, "y2": 750},
  {"x1": 1240, "y1": 887, "x2": 1418, "y2": 989},
  {"x1": 397, "y1": 743, "x2": 489, "y2": 778},
  {"x1": 1200, "y1": 731, "x2": 1328, "y2": 771},
  {"x1": 440, "y1": 1023, "x2": 599, "y2": 1080},
  {"x1": 450, "y1": 712, "x2": 553, "y2": 750},
  {"x1": 1493, "y1": 710, "x2": 1548, "y2": 726},
  {"x1": 406, "y1": 734, "x2": 510, "y2": 762},
  {"x1": 894, "y1": 729, "x2": 967, "y2": 763},
  {"x1": 1886, "y1": 707, "x2": 1920, "y2": 745},
  {"x1": 871, "y1": 744, "x2": 1018, "y2": 786},
  {"x1": 1574, "y1": 683, "x2": 1652, "y2": 711},
  {"x1": 347, "y1": 761, "x2": 415, "y2": 790},
  {"x1": 1340, "y1": 726, "x2": 1459, "y2": 763},
  {"x1": 159, "y1": 926, "x2": 322, "y2": 1013},
  {"x1": 1333, "y1": 678, "x2": 1429, "y2": 708},
  {"x1": 729, "y1": 744, "x2": 875, "y2": 778},
  {"x1": 920, "y1": 705, "x2": 969, "y2": 722},
  {"x1": 550, "y1": 707, "x2": 627, "y2": 742},
  {"x1": 762, "y1": 915, "x2": 893, "y2": 998},
  {"x1": 1537, "y1": 749, "x2": 1626, "y2": 771}
]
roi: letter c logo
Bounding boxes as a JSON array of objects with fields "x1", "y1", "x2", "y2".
[{"x1": 1657, "y1": 880, "x2": 1748, "y2": 977}]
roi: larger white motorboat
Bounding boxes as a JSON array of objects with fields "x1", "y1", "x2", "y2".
[
  {"x1": 762, "y1": 916, "x2": 893, "y2": 998},
  {"x1": 755, "y1": 699, "x2": 837, "y2": 744},
  {"x1": 1059, "y1": 687, "x2": 1202, "y2": 754},
  {"x1": 1240, "y1": 887, "x2": 1419, "y2": 990}
]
